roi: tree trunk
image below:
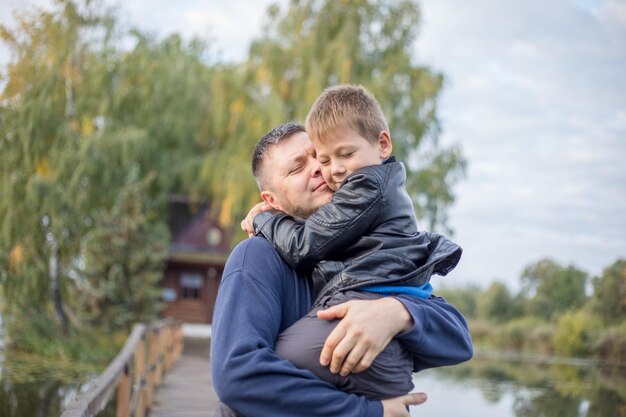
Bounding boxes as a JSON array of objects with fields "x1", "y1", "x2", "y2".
[{"x1": 49, "y1": 238, "x2": 69, "y2": 334}]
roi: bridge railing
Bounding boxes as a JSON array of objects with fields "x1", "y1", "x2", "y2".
[{"x1": 61, "y1": 318, "x2": 184, "y2": 417}]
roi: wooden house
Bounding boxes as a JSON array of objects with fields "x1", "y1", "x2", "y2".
[{"x1": 161, "y1": 196, "x2": 231, "y2": 324}]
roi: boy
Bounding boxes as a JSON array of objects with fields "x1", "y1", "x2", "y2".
[{"x1": 250, "y1": 85, "x2": 463, "y2": 399}]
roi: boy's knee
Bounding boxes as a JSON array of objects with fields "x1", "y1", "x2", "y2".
[
  {"x1": 275, "y1": 316, "x2": 339, "y2": 384},
  {"x1": 275, "y1": 329, "x2": 321, "y2": 370}
]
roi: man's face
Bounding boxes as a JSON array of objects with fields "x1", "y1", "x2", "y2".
[{"x1": 261, "y1": 131, "x2": 333, "y2": 218}]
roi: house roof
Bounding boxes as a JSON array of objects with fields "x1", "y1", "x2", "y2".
[{"x1": 168, "y1": 196, "x2": 230, "y2": 265}]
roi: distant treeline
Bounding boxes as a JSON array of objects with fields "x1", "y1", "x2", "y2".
[{"x1": 438, "y1": 258, "x2": 626, "y2": 364}]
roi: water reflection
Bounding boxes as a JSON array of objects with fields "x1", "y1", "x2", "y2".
[
  {"x1": 412, "y1": 356, "x2": 626, "y2": 417},
  {"x1": 0, "y1": 352, "x2": 116, "y2": 417},
  {"x1": 1, "y1": 346, "x2": 625, "y2": 416},
  {"x1": 0, "y1": 379, "x2": 64, "y2": 417},
  {"x1": 0, "y1": 377, "x2": 118, "y2": 417}
]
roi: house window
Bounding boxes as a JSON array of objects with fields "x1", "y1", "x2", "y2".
[
  {"x1": 180, "y1": 273, "x2": 203, "y2": 300},
  {"x1": 162, "y1": 288, "x2": 177, "y2": 302}
]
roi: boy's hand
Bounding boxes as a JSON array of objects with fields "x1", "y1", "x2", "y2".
[
  {"x1": 317, "y1": 297, "x2": 413, "y2": 376},
  {"x1": 382, "y1": 392, "x2": 427, "y2": 417},
  {"x1": 240, "y1": 202, "x2": 272, "y2": 237}
]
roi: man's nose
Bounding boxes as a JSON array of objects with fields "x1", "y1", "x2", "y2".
[{"x1": 311, "y1": 160, "x2": 322, "y2": 177}]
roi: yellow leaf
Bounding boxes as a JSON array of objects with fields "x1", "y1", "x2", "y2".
[
  {"x1": 219, "y1": 192, "x2": 233, "y2": 227},
  {"x1": 280, "y1": 79, "x2": 290, "y2": 99},
  {"x1": 35, "y1": 157, "x2": 53, "y2": 178},
  {"x1": 9, "y1": 244, "x2": 24, "y2": 271},
  {"x1": 228, "y1": 99, "x2": 244, "y2": 134},
  {"x1": 82, "y1": 116, "x2": 94, "y2": 136},
  {"x1": 230, "y1": 99, "x2": 244, "y2": 115},
  {"x1": 340, "y1": 57, "x2": 352, "y2": 83}
]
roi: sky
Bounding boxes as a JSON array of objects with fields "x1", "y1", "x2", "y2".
[{"x1": 1, "y1": 0, "x2": 625, "y2": 291}]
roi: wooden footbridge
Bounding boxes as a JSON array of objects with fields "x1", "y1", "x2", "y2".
[{"x1": 61, "y1": 319, "x2": 219, "y2": 417}]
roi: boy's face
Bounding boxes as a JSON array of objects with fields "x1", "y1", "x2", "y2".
[{"x1": 314, "y1": 127, "x2": 392, "y2": 191}]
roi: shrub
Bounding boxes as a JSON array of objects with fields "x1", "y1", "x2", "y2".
[
  {"x1": 593, "y1": 322, "x2": 626, "y2": 364},
  {"x1": 552, "y1": 310, "x2": 602, "y2": 357},
  {"x1": 528, "y1": 322, "x2": 555, "y2": 355},
  {"x1": 496, "y1": 316, "x2": 545, "y2": 351},
  {"x1": 466, "y1": 319, "x2": 496, "y2": 348}
]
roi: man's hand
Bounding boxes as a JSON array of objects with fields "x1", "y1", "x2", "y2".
[
  {"x1": 317, "y1": 297, "x2": 413, "y2": 376},
  {"x1": 240, "y1": 202, "x2": 272, "y2": 237},
  {"x1": 382, "y1": 392, "x2": 427, "y2": 417}
]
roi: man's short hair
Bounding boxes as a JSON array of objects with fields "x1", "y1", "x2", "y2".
[
  {"x1": 252, "y1": 122, "x2": 306, "y2": 191},
  {"x1": 305, "y1": 84, "x2": 389, "y2": 144}
]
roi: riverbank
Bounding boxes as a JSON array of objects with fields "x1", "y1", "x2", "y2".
[
  {"x1": 468, "y1": 317, "x2": 626, "y2": 365},
  {"x1": 472, "y1": 347, "x2": 626, "y2": 369}
]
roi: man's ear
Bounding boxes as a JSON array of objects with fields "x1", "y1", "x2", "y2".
[
  {"x1": 377, "y1": 131, "x2": 392, "y2": 159},
  {"x1": 260, "y1": 190, "x2": 282, "y2": 211}
]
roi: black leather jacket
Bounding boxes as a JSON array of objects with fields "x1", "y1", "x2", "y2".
[{"x1": 254, "y1": 158, "x2": 462, "y2": 307}]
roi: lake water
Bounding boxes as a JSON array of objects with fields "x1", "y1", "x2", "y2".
[
  {"x1": 411, "y1": 355, "x2": 626, "y2": 417},
  {"x1": 0, "y1": 351, "x2": 624, "y2": 416}
]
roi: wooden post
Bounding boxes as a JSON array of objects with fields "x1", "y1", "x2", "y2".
[
  {"x1": 146, "y1": 329, "x2": 159, "y2": 407},
  {"x1": 134, "y1": 337, "x2": 146, "y2": 417},
  {"x1": 178, "y1": 324, "x2": 184, "y2": 359},
  {"x1": 174, "y1": 324, "x2": 182, "y2": 362},
  {"x1": 163, "y1": 326, "x2": 170, "y2": 372},
  {"x1": 166, "y1": 326, "x2": 174, "y2": 370},
  {"x1": 116, "y1": 362, "x2": 132, "y2": 417},
  {"x1": 155, "y1": 328, "x2": 165, "y2": 386}
]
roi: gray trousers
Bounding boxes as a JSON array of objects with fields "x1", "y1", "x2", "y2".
[
  {"x1": 275, "y1": 291, "x2": 414, "y2": 400},
  {"x1": 213, "y1": 291, "x2": 414, "y2": 416}
]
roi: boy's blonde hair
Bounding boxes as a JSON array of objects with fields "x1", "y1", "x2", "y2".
[{"x1": 305, "y1": 84, "x2": 389, "y2": 144}]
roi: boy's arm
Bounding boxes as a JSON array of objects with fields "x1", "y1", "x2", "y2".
[
  {"x1": 253, "y1": 170, "x2": 382, "y2": 269},
  {"x1": 210, "y1": 240, "x2": 383, "y2": 417}
]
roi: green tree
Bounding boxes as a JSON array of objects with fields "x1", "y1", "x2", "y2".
[
  {"x1": 476, "y1": 282, "x2": 521, "y2": 322},
  {"x1": 78, "y1": 168, "x2": 167, "y2": 331},
  {"x1": 0, "y1": 1, "x2": 168, "y2": 341},
  {"x1": 477, "y1": 281, "x2": 517, "y2": 322},
  {"x1": 0, "y1": 0, "x2": 117, "y2": 333},
  {"x1": 437, "y1": 284, "x2": 480, "y2": 318},
  {"x1": 520, "y1": 259, "x2": 588, "y2": 319},
  {"x1": 589, "y1": 259, "x2": 626, "y2": 323},
  {"x1": 1, "y1": 0, "x2": 467, "y2": 353},
  {"x1": 198, "y1": 0, "x2": 466, "y2": 232}
]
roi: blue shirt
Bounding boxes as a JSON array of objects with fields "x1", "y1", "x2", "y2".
[{"x1": 210, "y1": 237, "x2": 472, "y2": 417}]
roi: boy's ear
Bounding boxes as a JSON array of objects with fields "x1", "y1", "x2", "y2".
[
  {"x1": 377, "y1": 131, "x2": 392, "y2": 159},
  {"x1": 260, "y1": 190, "x2": 282, "y2": 211}
]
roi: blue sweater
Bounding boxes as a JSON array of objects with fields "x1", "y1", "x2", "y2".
[{"x1": 210, "y1": 237, "x2": 473, "y2": 417}]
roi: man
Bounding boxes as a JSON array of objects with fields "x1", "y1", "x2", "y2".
[{"x1": 210, "y1": 123, "x2": 473, "y2": 417}]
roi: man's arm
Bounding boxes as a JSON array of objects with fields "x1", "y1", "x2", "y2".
[
  {"x1": 316, "y1": 295, "x2": 473, "y2": 375},
  {"x1": 210, "y1": 239, "x2": 383, "y2": 417},
  {"x1": 394, "y1": 294, "x2": 473, "y2": 371},
  {"x1": 253, "y1": 170, "x2": 382, "y2": 269}
]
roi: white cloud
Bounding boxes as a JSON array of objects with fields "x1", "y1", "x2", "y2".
[
  {"x1": 109, "y1": 0, "x2": 288, "y2": 62},
  {"x1": 417, "y1": 0, "x2": 626, "y2": 289}
]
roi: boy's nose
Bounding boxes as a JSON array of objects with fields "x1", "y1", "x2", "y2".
[{"x1": 332, "y1": 162, "x2": 346, "y2": 176}]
